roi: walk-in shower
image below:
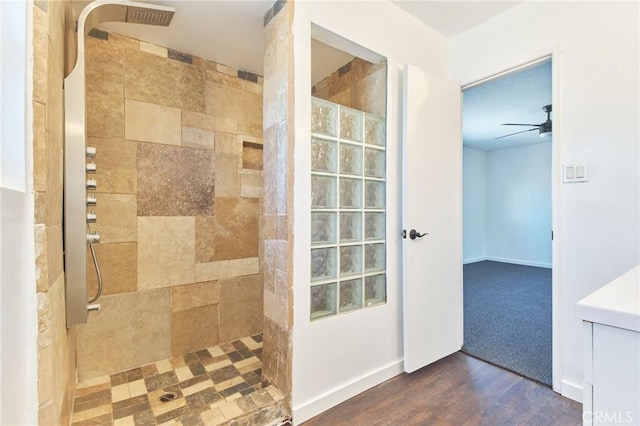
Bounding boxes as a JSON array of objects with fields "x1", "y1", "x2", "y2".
[{"x1": 64, "y1": 0, "x2": 175, "y2": 327}]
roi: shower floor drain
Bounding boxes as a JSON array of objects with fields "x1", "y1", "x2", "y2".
[{"x1": 158, "y1": 392, "x2": 178, "y2": 402}]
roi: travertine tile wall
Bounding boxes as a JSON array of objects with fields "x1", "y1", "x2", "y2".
[
  {"x1": 262, "y1": 0, "x2": 294, "y2": 405},
  {"x1": 312, "y1": 57, "x2": 387, "y2": 118},
  {"x1": 32, "y1": 0, "x2": 77, "y2": 424},
  {"x1": 77, "y1": 31, "x2": 265, "y2": 381}
]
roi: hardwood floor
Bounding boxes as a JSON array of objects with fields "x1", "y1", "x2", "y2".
[{"x1": 302, "y1": 352, "x2": 582, "y2": 426}]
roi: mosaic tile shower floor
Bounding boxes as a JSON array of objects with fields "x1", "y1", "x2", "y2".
[{"x1": 70, "y1": 334, "x2": 285, "y2": 425}]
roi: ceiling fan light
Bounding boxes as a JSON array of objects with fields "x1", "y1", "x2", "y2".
[{"x1": 539, "y1": 130, "x2": 552, "y2": 138}]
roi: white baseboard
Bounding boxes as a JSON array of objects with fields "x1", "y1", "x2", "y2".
[
  {"x1": 485, "y1": 256, "x2": 552, "y2": 269},
  {"x1": 463, "y1": 256, "x2": 488, "y2": 264},
  {"x1": 292, "y1": 360, "x2": 404, "y2": 424},
  {"x1": 561, "y1": 379, "x2": 583, "y2": 403}
]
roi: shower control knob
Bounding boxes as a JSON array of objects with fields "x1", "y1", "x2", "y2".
[
  {"x1": 86, "y1": 146, "x2": 97, "y2": 157},
  {"x1": 87, "y1": 194, "x2": 97, "y2": 206},
  {"x1": 87, "y1": 211, "x2": 97, "y2": 223},
  {"x1": 87, "y1": 178, "x2": 97, "y2": 190},
  {"x1": 86, "y1": 162, "x2": 97, "y2": 173},
  {"x1": 87, "y1": 231, "x2": 100, "y2": 244}
]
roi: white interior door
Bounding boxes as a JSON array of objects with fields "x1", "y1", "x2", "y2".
[{"x1": 402, "y1": 64, "x2": 463, "y2": 373}]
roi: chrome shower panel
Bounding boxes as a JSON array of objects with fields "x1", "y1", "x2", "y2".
[{"x1": 64, "y1": 0, "x2": 175, "y2": 327}]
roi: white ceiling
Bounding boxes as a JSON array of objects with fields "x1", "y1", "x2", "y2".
[
  {"x1": 75, "y1": 0, "x2": 528, "y2": 79},
  {"x1": 391, "y1": 0, "x2": 525, "y2": 38},
  {"x1": 463, "y1": 61, "x2": 552, "y2": 151}
]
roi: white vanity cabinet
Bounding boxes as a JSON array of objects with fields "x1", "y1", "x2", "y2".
[{"x1": 577, "y1": 266, "x2": 640, "y2": 426}]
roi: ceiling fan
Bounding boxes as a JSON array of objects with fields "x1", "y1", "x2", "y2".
[{"x1": 496, "y1": 104, "x2": 552, "y2": 140}]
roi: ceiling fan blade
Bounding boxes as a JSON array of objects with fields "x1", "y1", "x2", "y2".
[
  {"x1": 501, "y1": 123, "x2": 542, "y2": 127},
  {"x1": 495, "y1": 127, "x2": 538, "y2": 140}
]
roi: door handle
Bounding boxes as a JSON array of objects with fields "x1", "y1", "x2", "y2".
[{"x1": 402, "y1": 229, "x2": 429, "y2": 240}]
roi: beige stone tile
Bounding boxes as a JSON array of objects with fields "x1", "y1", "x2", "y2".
[
  {"x1": 86, "y1": 80, "x2": 125, "y2": 139},
  {"x1": 200, "y1": 407, "x2": 226, "y2": 424},
  {"x1": 207, "y1": 346, "x2": 225, "y2": 357},
  {"x1": 137, "y1": 143, "x2": 215, "y2": 216},
  {"x1": 86, "y1": 242, "x2": 137, "y2": 296},
  {"x1": 32, "y1": 7, "x2": 48, "y2": 103},
  {"x1": 195, "y1": 257, "x2": 259, "y2": 282},
  {"x1": 205, "y1": 358, "x2": 232, "y2": 372},
  {"x1": 38, "y1": 344, "x2": 53, "y2": 403},
  {"x1": 219, "y1": 400, "x2": 243, "y2": 419},
  {"x1": 33, "y1": 101, "x2": 47, "y2": 191},
  {"x1": 124, "y1": 47, "x2": 180, "y2": 109},
  {"x1": 94, "y1": 193, "x2": 137, "y2": 243},
  {"x1": 124, "y1": 48, "x2": 205, "y2": 112},
  {"x1": 213, "y1": 198, "x2": 260, "y2": 261},
  {"x1": 111, "y1": 383, "x2": 131, "y2": 402},
  {"x1": 214, "y1": 155, "x2": 241, "y2": 198},
  {"x1": 214, "y1": 376, "x2": 245, "y2": 393},
  {"x1": 35, "y1": 191, "x2": 47, "y2": 225},
  {"x1": 46, "y1": 225, "x2": 63, "y2": 286},
  {"x1": 156, "y1": 359, "x2": 173, "y2": 374},
  {"x1": 182, "y1": 378, "x2": 214, "y2": 396},
  {"x1": 195, "y1": 216, "x2": 216, "y2": 263},
  {"x1": 240, "y1": 337, "x2": 261, "y2": 351},
  {"x1": 139, "y1": 41, "x2": 167, "y2": 57},
  {"x1": 216, "y1": 63, "x2": 237, "y2": 76},
  {"x1": 174, "y1": 365, "x2": 193, "y2": 382},
  {"x1": 171, "y1": 305, "x2": 219, "y2": 356},
  {"x1": 124, "y1": 99, "x2": 181, "y2": 145},
  {"x1": 77, "y1": 289, "x2": 170, "y2": 380},
  {"x1": 237, "y1": 121, "x2": 263, "y2": 139},
  {"x1": 170, "y1": 281, "x2": 219, "y2": 312},
  {"x1": 35, "y1": 224, "x2": 49, "y2": 292},
  {"x1": 178, "y1": 64, "x2": 206, "y2": 113},
  {"x1": 85, "y1": 36, "x2": 125, "y2": 139},
  {"x1": 169, "y1": 355, "x2": 187, "y2": 370},
  {"x1": 109, "y1": 32, "x2": 140, "y2": 50},
  {"x1": 114, "y1": 416, "x2": 136, "y2": 426},
  {"x1": 182, "y1": 111, "x2": 236, "y2": 134},
  {"x1": 206, "y1": 81, "x2": 262, "y2": 125},
  {"x1": 218, "y1": 274, "x2": 263, "y2": 342},
  {"x1": 240, "y1": 172, "x2": 263, "y2": 198},
  {"x1": 234, "y1": 357, "x2": 260, "y2": 372},
  {"x1": 242, "y1": 142, "x2": 263, "y2": 171},
  {"x1": 182, "y1": 126, "x2": 214, "y2": 149},
  {"x1": 88, "y1": 137, "x2": 137, "y2": 194},
  {"x1": 70, "y1": 402, "x2": 111, "y2": 423},
  {"x1": 138, "y1": 216, "x2": 195, "y2": 289},
  {"x1": 76, "y1": 374, "x2": 110, "y2": 390},
  {"x1": 128, "y1": 379, "x2": 147, "y2": 397}
]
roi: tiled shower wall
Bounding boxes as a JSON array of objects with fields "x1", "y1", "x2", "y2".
[
  {"x1": 261, "y1": 0, "x2": 294, "y2": 403},
  {"x1": 77, "y1": 31, "x2": 265, "y2": 381},
  {"x1": 32, "y1": 0, "x2": 77, "y2": 424},
  {"x1": 312, "y1": 57, "x2": 387, "y2": 117}
]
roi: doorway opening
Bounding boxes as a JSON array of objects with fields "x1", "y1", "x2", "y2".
[{"x1": 461, "y1": 59, "x2": 553, "y2": 386}]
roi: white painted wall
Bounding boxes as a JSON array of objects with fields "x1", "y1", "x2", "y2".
[
  {"x1": 486, "y1": 142, "x2": 552, "y2": 268},
  {"x1": 462, "y1": 147, "x2": 487, "y2": 263},
  {"x1": 291, "y1": 1, "x2": 451, "y2": 422},
  {"x1": 0, "y1": 1, "x2": 38, "y2": 424},
  {"x1": 452, "y1": 1, "x2": 639, "y2": 400}
]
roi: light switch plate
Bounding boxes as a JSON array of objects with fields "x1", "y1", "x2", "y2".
[{"x1": 563, "y1": 162, "x2": 588, "y2": 183}]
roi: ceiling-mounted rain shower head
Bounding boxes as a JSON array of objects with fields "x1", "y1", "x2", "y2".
[
  {"x1": 126, "y1": 5, "x2": 174, "y2": 26},
  {"x1": 78, "y1": 0, "x2": 176, "y2": 39}
]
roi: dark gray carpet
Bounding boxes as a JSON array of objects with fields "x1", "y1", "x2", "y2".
[{"x1": 462, "y1": 260, "x2": 552, "y2": 386}]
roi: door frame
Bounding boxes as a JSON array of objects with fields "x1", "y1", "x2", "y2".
[{"x1": 458, "y1": 46, "x2": 563, "y2": 394}]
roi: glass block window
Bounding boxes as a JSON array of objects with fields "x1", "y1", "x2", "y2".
[{"x1": 310, "y1": 98, "x2": 386, "y2": 321}]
